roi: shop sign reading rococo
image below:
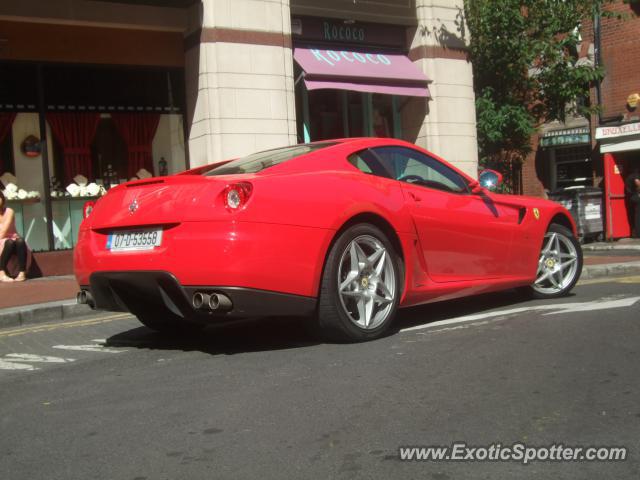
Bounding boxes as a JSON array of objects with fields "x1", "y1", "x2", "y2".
[
  {"x1": 309, "y1": 49, "x2": 392, "y2": 67},
  {"x1": 323, "y1": 21, "x2": 366, "y2": 43},
  {"x1": 291, "y1": 16, "x2": 406, "y2": 50}
]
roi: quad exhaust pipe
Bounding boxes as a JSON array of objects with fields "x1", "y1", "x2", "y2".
[
  {"x1": 77, "y1": 289, "x2": 95, "y2": 308},
  {"x1": 192, "y1": 292, "x2": 233, "y2": 312}
]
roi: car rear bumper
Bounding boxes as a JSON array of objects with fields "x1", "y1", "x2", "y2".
[
  {"x1": 74, "y1": 220, "x2": 336, "y2": 298},
  {"x1": 81, "y1": 271, "x2": 316, "y2": 320}
]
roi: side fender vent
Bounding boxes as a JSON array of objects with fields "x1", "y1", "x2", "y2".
[{"x1": 518, "y1": 208, "x2": 527, "y2": 224}]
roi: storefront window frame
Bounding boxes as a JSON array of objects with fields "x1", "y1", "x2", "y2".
[
  {"x1": 298, "y1": 81, "x2": 404, "y2": 142},
  {"x1": 1, "y1": 60, "x2": 189, "y2": 252}
]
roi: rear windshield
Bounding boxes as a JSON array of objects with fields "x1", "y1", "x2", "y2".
[{"x1": 204, "y1": 142, "x2": 337, "y2": 176}]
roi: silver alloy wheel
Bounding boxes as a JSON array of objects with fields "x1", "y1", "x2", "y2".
[
  {"x1": 337, "y1": 234, "x2": 396, "y2": 330},
  {"x1": 532, "y1": 231, "x2": 579, "y2": 295}
]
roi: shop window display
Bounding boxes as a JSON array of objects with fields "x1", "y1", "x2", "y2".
[
  {"x1": 372, "y1": 94, "x2": 394, "y2": 137},
  {"x1": 297, "y1": 85, "x2": 402, "y2": 142},
  {"x1": 0, "y1": 62, "x2": 187, "y2": 252},
  {"x1": 48, "y1": 113, "x2": 184, "y2": 250}
]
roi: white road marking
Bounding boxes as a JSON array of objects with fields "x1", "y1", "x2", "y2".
[
  {"x1": 5, "y1": 354, "x2": 75, "y2": 363},
  {"x1": 52, "y1": 345, "x2": 124, "y2": 354},
  {"x1": 0, "y1": 359, "x2": 38, "y2": 371},
  {"x1": 400, "y1": 296, "x2": 640, "y2": 333},
  {"x1": 542, "y1": 296, "x2": 640, "y2": 315}
]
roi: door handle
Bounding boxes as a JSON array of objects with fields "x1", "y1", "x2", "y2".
[{"x1": 408, "y1": 191, "x2": 422, "y2": 202}]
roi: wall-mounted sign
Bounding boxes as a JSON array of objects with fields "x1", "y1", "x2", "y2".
[
  {"x1": 322, "y1": 21, "x2": 366, "y2": 43},
  {"x1": 596, "y1": 122, "x2": 640, "y2": 140},
  {"x1": 291, "y1": 16, "x2": 406, "y2": 50},
  {"x1": 540, "y1": 127, "x2": 590, "y2": 147}
]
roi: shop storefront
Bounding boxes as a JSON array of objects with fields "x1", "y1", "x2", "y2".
[
  {"x1": 596, "y1": 121, "x2": 640, "y2": 239},
  {"x1": 291, "y1": 16, "x2": 430, "y2": 143},
  {"x1": 537, "y1": 126, "x2": 606, "y2": 242},
  {"x1": 1, "y1": 0, "x2": 479, "y2": 274},
  {"x1": 0, "y1": 62, "x2": 187, "y2": 254}
]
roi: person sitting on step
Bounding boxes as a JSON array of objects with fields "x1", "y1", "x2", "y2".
[{"x1": 0, "y1": 189, "x2": 28, "y2": 282}]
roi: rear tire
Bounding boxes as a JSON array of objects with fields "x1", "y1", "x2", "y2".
[
  {"x1": 316, "y1": 223, "x2": 402, "y2": 342},
  {"x1": 523, "y1": 223, "x2": 583, "y2": 299}
]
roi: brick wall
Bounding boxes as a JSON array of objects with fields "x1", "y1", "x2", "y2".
[
  {"x1": 592, "y1": 1, "x2": 640, "y2": 119},
  {"x1": 522, "y1": 133, "x2": 547, "y2": 197},
  {"x1": 523, "y1": 1, "x2": 639, "y2": 198}
]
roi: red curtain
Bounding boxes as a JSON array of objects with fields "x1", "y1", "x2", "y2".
[
  {"x1": 111, "y1": 113, "x2": 160, "y2": 178},
  {"x1": 47, "y1": 113, "x2": 100, "y2": 184},
  {"x1": 0, "y1": 113, "x2": 17, "y2": 174}
]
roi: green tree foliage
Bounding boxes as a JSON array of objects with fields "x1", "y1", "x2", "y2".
[{"x1": 463, "y1": 0, "x2": 611, "y2": 190}]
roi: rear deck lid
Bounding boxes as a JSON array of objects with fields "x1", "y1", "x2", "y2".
[{"x1": 89, "y1": 176, "x2": 228, "y2": 229}]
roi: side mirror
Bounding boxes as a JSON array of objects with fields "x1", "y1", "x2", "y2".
[{"x1": 478, "y1": 169, "x2": 503, "y2": 192}]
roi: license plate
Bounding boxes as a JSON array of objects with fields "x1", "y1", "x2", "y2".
[{"x1": 107, "y1": 229, "x2": 163, "y2": 252}]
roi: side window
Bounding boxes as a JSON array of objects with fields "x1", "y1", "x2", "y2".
[
  {"x1": 347, "y1": 152, "x2": 373, "y2": 174},
  {"x1": 371, "y1": 146, "x2": 469, "y2": 194},
  {"x1": 347, "y1": 150, "x2": 392, "y2": 178}
]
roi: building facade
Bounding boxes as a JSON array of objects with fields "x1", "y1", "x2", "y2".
[
  {"x1": 522, "y1": 0, "x2": 640, "y2": 240},
  {"x1": 593, "y1": 0, "x2": 640, "y2": 239},
  {"x1": 0, "y1": 0, "x2": 478, "y2": 268}
]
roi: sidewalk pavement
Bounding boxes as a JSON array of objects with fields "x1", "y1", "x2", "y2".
[
  {"x1": 0, "y1": 276, "x2": 93, "y2": 329},
  {"x1": 1, "y1": 238, "x2": 640, "y2": 330}
]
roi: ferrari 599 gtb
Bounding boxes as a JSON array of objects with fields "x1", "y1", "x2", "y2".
[{"x1": 75, "y1": 138, "x2": 582, "y2": 342}]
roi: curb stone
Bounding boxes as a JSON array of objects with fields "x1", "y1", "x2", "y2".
[
  {"x1": 0, "y1": 300, "x2": 95, "y2": 330},
  {"x1": 582, "y1": 244, "x2": 640, "y2": 251},
  {"x1": 580, "y1": 261, "x2": 640, "y2": 280}
]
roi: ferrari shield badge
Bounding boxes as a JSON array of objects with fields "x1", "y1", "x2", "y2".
[
  {"x1": 129, "y1": 198, "x2": 139, "y2": 214},
  {"x1": 533, "y1": 208, "x2": 540, "y2": 220}
]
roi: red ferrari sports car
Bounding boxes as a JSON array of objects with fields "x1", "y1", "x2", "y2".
[{"x1": 75, "y1": 138, "x2": 582, "y2": 342}]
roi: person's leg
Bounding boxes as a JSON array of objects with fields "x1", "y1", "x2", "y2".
[
  {"x1": 13, "y1": 238, "x2": 27, "y2": 281},
  {"x1": 630, "y1": 193, "x2": 640, "y2": 238},
  {"x1": 0, "y1": 239, "x2": 16, "y2": 281}
]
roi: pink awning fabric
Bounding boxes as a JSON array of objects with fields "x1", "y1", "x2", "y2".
[{"x1": 294, "y1": 48, "x2": 431, "y2": 98}]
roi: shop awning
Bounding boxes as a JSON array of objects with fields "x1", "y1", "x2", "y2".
[{"x1": 294, "y1": 48, "x2": 431, "y2": 98}]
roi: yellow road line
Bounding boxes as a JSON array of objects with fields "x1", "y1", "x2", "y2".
[
  {"x1": 0, "y1": 313, "x2": 132, "y2": 338},
  {"x1": 578, "y1": 275, "x2": 640, "y2": 285}
]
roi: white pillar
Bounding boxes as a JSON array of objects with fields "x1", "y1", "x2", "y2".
[
  {"x1": 411, "y1": 0, "x2": 478, "y2": 178},
  {"x1": 185, "y1": 0, "x2": 297, "y2": 167}
]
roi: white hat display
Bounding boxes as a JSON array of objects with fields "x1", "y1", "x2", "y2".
[{"x1": 1, "y1": 177, "x2": 40, "y2": 201}]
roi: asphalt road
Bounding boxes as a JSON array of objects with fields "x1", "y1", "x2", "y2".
[{"x1": 1, "y1": 277, "x2": 640, "y2": 480}]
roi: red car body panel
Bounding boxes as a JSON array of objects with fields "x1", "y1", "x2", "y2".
[{"x1": 74, "y1": 138, "x2": 576, "y2": 314}]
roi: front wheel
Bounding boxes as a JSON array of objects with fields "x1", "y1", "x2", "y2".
[
  {"x1": 525, "y1": 223, "x2": 583, "y2": 299},
  {"x1": 316, "y1": 223, "x2": 402, "y2": 342}
]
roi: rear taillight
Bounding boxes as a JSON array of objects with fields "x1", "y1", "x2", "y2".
[
  {"x1": 223, "y1": 182, "x2": 253, "y2": 211},
  {"x1": 83, "y1": 201, "x2": 95, "y2": 219}
]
